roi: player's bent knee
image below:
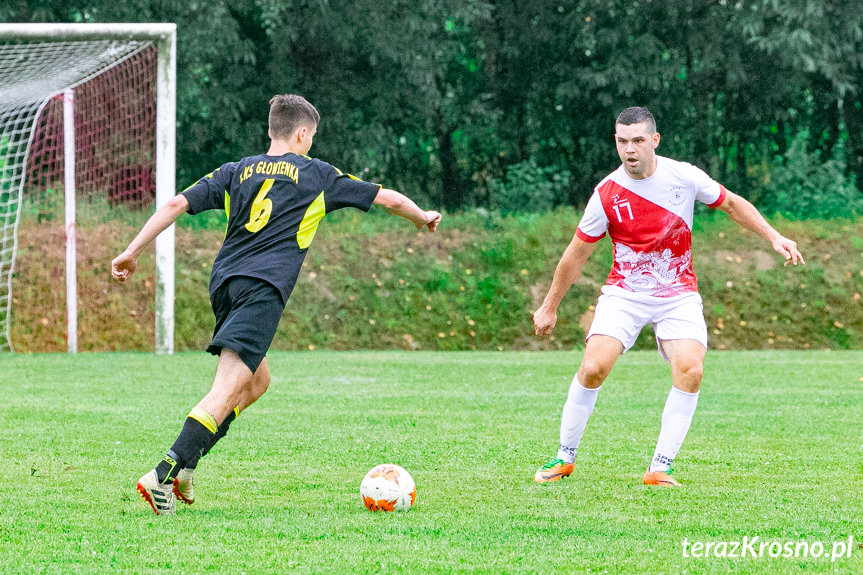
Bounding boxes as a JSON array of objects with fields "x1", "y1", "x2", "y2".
[
  {"x1": 578, "y1": 360, "x2": 612, "y2": 388},
  {"x1": 673, "y1": 361, "x2": 703, "y2": 392},
  {"x1": 690, "y1": 363, "x2": 704, "y2": 381},
  {"x1": 679, "y1": 360, "x2": 703, "y2": 381}
]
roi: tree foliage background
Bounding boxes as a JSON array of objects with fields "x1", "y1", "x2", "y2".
[{"x1": 4, "y1": 0, "x2": 863, "y2": 216}]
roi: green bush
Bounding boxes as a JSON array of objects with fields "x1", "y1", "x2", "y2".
[
  {"x1": 489, "y1": 158, "x2": 571, "y2": 214},
  {"x1": 758, "y1": 131, "x2": 863, "y2": 219}
]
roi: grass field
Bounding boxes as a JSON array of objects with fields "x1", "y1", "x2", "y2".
[{"x1": 2, "y1": 350, "x2": 861, "y2": 573}]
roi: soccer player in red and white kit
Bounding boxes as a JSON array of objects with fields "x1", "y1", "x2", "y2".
[{"x1": 532, "y1": 107, "x2": 804, "y2": 486}]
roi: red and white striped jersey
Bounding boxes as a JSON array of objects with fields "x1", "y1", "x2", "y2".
[{"x1": 576, "y1": 156, "x2": 727, "y2": 300}]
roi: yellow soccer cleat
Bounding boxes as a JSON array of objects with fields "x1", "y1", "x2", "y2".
[
  {"x1": 642, "y1": 467, "x2": 681, "y2": 487},
  {"x1": 533, "y1": 458, "x2": 575, "y2": 484}
]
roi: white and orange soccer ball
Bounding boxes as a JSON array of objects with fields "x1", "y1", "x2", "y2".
[{"x1": 360, "y1": 464, "x2": 416, "y2": 512}]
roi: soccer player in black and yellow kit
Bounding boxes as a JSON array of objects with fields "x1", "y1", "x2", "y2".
[{"x1": 111, "y1": 94, "x2": 442, "y2": 515}]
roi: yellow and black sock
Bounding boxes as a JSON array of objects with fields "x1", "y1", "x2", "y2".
[
  {"x1": 154, "y1": 450, "x2": 182, "y2": 485},
  {"x1": 155, "y1": 407, "x2": 217, "y2": 484},
  {"x1": 191, "y1": 406, "x2": 239, "y2": 469}
]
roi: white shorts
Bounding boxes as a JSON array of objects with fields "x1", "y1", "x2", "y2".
[{"x1": 586, "y1": 292, "x2": 707, "y2": 360}]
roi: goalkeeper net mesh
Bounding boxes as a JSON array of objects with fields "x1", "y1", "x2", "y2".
[{"x1": 0, "y1": 39, "x2": 157, "y2": 352}]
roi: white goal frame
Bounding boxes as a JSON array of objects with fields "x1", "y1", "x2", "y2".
[{"x1": 0, "y1": 23, "x2": 176, "y2": 354}]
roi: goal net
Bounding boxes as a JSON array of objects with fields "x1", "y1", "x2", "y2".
[{"x1": 0, "y1": 24, "x2": 175, "y2": 353}]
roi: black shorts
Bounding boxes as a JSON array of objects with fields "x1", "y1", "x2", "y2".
[{"x1": 207, "y1": 276, "x2": 284, "y2": 373}]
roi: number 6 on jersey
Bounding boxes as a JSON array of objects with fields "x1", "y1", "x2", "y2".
[{"x1": 245, "y1": 178, "x2": 274, "y2": 233}]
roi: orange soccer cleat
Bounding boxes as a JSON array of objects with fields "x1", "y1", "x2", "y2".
[
  {"x1": 533, "y1": 458, "x2": 575, "y2": 484},
  {"x1": 642, "y1": 467, "x2": 681, "y2": 487}
]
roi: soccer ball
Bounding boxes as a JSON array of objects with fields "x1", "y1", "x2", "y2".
[{"x1": 360, "y1": 464, "x2": 416, "y2": 512}]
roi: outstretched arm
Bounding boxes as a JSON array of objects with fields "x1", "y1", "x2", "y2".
[
  {"x1": 373, "y1": 188, "x2": 441, "y2": 232},
  {"x1": 716, "y1": 191, "x2": 805, "y2": 266},
  {"x1": 111, "y1": 195, "x2": 190, "y2": 282},
  {"x1": 534, "y1": 236, "x2": 597, "y2": 336}
]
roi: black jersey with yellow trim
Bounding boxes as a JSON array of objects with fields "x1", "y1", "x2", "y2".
[{"x1": 181, "y1": 153, "x2": 381, "y2": 303}]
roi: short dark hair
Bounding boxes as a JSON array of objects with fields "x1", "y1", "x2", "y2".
[
  {"x1": 268, "y1": 94, "x2": 320, "y2": 140},
  {"x1": 616, "y1": 106, "x2": 656, "y2": 133}
]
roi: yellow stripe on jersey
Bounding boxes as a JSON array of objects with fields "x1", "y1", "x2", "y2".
[
  {"x1": 223, "y1": 191, "x2": 231, "y2": 236},
  {"x1": 187, "y1": 406, "x2": 218, "y2": 434},
  {"x1": 333, "y1": 166, "x2": 364, "y2": 182},
  {"x1": 297, "y1": 191, "x2": 326, "y2": 249},
  {"x1": 181, "y1": 167, "x2": 220, "y2": 193}
]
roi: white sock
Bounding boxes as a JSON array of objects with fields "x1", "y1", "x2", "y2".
[
  {"x1": 650, "y1": 387, "x2": 699, "y2": 472},
  {"x1": 555, "y1": 376, "x2": 599, "y2": 464}
]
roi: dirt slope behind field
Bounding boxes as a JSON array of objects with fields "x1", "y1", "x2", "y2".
[{"x1": 10, "y1": 210, "x2": 863, "y2": 352}]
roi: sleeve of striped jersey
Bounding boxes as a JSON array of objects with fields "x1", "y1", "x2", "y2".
[
  {"x1": 181, "y1": 162, "x2": 238, "y2": 214},
  {"x1": 319, "y1": 160, "x2": 382, "y2": 213},
  {"x1": 575, "y1": 191, "x2": 608, "y2": 242},
  {"x1": 691, "y1": 163, "x2": 727, "y2": 208}
]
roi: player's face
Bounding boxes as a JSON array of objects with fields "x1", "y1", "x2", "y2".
[{"x1": 615, "y1": 122, "x2": 660, "y2": 179}]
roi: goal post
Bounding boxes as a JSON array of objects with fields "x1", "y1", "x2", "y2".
[{"x1": 0, "y1": 23, "x2": 176, "y2": 354}]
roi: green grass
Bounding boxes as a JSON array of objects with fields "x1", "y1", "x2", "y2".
[{"x1": 2, "y1": 351, "x2": 861, "y2": 573}]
